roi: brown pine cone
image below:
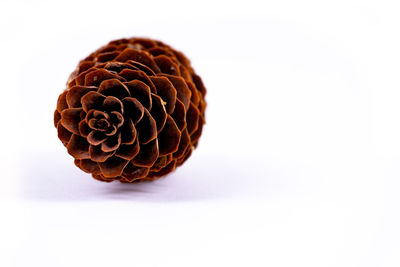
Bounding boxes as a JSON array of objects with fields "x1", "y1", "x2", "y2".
[{"x1": 54, "y1": 38, "x2": 206, "y2": 183}]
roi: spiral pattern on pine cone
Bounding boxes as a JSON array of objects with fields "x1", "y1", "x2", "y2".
[{"x1": 54, "y1": 38, "x2": 206, "y2": 183}]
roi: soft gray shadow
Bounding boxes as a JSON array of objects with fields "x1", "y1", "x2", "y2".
[{"x1": 20, "y1": 149, "x2": 267, "y2": 202}]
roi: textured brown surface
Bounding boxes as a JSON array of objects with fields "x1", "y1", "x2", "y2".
[{"x1": 54, "y1": 38, "x2": 206, "y2": 183}]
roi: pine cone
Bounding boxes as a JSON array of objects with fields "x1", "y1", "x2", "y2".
[{"x1": 54, "y1": 38, "x2": 206, "y2": 183}]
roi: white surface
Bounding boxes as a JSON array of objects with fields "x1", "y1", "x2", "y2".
[{"x1": 1, "y1": 0, "x2": 400, "y2": 266}]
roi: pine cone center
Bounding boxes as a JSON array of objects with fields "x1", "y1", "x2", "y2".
[{"x1": 93, "y1": 119, "x2": 109, "y2": 131}]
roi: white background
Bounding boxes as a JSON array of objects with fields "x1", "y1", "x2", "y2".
[{"x1": 1, "y1": 0, "x2": 400, "y2": 266}]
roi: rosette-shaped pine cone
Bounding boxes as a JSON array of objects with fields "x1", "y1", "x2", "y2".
[{"x1": 54, "y1": 38, "x2": 206, "y2": 183}]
